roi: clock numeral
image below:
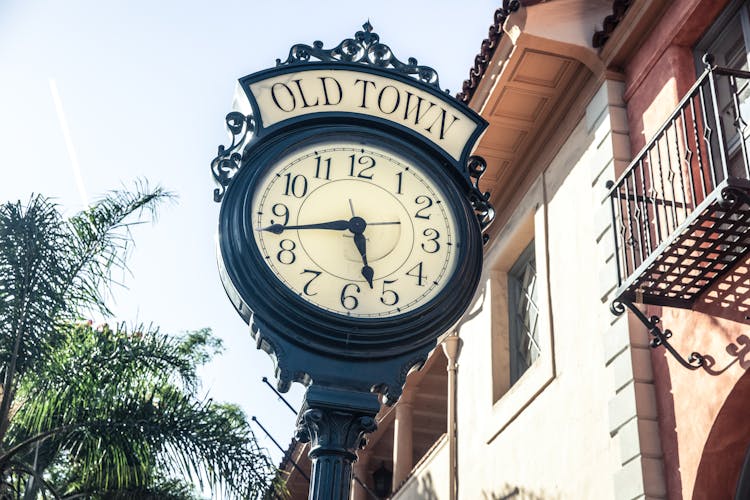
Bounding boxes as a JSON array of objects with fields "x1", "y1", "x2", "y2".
[
  {"x1": 301, "y1": 269, "x2": 322, "y2": 296},
  {"x1": 414, "y1": 195, "x2": 433, "y2": 220},
  {"x1": 271, "y1": 203, "x2": 289, "y2": 226},
  {"x1": 421, "y1": 228, "x2": 441, "y2": 253},
  {"x1": 340, "y1": 283, "x2": 361, "y2": 310},
  {"x1": 276, "y1": 239, "x2": 296, "y2": 265},
  {"x1": 380, "y1": 279, "x2": 400, "y2": 306},
  {"x1": 314, "y1": 156, "x2": 331, "y2": 180},
  {"x1": 348, "y1": 154, "x2": 375, "y2": 179},
  {"x1": 406, "y1": 261, "x2": 427, "y2": 286},
  {"x1": 283, "y1": 173, "x2": 308, "y2": 198},
  {"x1": 395, "y1": 172, "x2": 403, "y2": 195}
]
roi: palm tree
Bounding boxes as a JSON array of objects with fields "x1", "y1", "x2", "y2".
[{"x1": 0, "y1": 187, "x2": 277, "y2": 499}]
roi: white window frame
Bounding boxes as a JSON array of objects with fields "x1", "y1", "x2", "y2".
[
  {"x1": 507, "y1": 240, "x2": 541, "y2": 385},
  {"x1": 695, "y1": 0, "x2": 750, "y2": 71},
  {"x1": 482, "y1": 178, "x2": 555, "y2": 443}
]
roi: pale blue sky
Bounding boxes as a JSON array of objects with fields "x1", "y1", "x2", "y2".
[{"x1": 0, "y1": 0, "x2": 499, "y2": 468}]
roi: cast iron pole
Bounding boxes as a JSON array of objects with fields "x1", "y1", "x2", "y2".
[{"x1": 295, "y1": 385, "x2": 380, "y2": 500}]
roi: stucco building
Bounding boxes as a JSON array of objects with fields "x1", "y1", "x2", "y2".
[{"x1": 279, "y1": 1, "x2": 750, "y2": 498}]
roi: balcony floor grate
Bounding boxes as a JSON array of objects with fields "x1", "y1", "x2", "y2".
[{"x1": 616, "y1": 178, "x2": 750, "y2": 309}]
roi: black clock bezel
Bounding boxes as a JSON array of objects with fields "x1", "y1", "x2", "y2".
[{"x1": 218, "y1": 123, "x2": 483, "y2": 360}]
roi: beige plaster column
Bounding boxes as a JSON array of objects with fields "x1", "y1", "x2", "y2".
[
  {"x1": 442, "y1": 333, "x2": 461, "y2": 500},
  {"x1": 351, "y1": 451, "x2": 371, "y2": 500},
  {"x1": 392, "y1": 392, "x2": 414, "y2": 489}
]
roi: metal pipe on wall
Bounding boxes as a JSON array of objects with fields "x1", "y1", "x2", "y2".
[{"x1": 442, "y1": 334, "x2": 461, "y2": 500}]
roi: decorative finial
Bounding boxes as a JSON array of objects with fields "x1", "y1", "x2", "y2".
[{"x1": 276, "y1": 22, "x2": 445, "y2": 92}]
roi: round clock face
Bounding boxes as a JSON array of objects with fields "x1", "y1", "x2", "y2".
[{"x1": 250, "y1": 140, "x2": 460, "y2": 318}]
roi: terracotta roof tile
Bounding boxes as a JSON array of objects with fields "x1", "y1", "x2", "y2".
[
  {"x1": 592, "y1": 0, "x2": 633, "y2": 48},
  {"x1": 456, "y1": 0, "x2": 521, "y2": 104},
  {"x1": 458, "y1": 0, "x2": 634, "y2": 104}
]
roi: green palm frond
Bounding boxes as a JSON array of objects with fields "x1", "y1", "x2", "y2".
[
  {"x1": 28, "y1": 322, "x2": 202, "y2": 395},
  {"x1": 0, "y1": 195, "x2": 71, "y2": 376},
  {"x1": 65, "y1": 182, "x2": 173, "y2": 317},
  {"x1": 0, "y1": 185, "x2": 278, "y2": 499},
  {"x1": 62, "y1": 474, "x2": 203, "y2": 500},
  {"x1": 9, "y1": 323, "x2": 275, "y2": 499},
  {"x1": 0, "y1": 183, "x2": 171, "y2": 381},
  {"x1": 14, "y1": 386, "x2": 275, "y2": 498}
]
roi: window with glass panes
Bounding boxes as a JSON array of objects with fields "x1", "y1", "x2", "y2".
[
  {"x1": 696, "y1": 0, "x2": 750, "y2": 178},
  {"x1": 508, "y1": 241, "x2": 540, "y2": 384}
]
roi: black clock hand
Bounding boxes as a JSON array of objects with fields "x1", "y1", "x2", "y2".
[
  {"x1": 258, "y1": 219, "x2": 398, "y2": 235},
  {"x1": 353, "y1": 231, "x2": 374, "y2": 289},
  {"x1": 347, "y1": 215, "x2": 374, "y2": 288},
  {"x1": 257, "y1": 220, "x2": 350, "y2": 234}
]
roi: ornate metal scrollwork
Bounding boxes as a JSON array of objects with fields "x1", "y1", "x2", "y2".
[
  {"x1": 615, "y1": 299, "x2": 705, "y2": 370},
  {"x1": 295, "y1": 408, "x2": 377, "y2": 454},
  {"x1": 465, "y1": 155, "x2": 496, "y2": 244},
  {"x1": 610, "y1": 299, "x2": 627, "y2": 316},
  {"x1": 249, "y1": 318, "x2": 296, "y2": 393},
  {"x1": 719, "y1": 185, "x2": 750, "y2": 209},
  {"x1": 294, "y1": 401, "x2": 378, "y2": 498},
  {"x1": 370, "y1": 354, "x2": 427, "y2": 406},
  {"x1": 276, "y1": 21, "x2": 445, "y2": 93},
  {"x1": 211, "y1": 112, "x2": 254, "y2": 202}
]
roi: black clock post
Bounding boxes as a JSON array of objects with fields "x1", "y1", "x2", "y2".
[
  {"x1": 294, "y1": 386, "x2": 379, "y2": 498},
  {"x1": 211, "y1": 22, "x2": 499, "y2": 500}
]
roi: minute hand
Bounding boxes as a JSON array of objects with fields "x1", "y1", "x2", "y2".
[{"x1": 257, "y1": 220, "x2": 350, "y2": 234}]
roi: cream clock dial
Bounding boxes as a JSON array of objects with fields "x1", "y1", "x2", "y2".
[{"x1": 251, "y1": 141, "x2": 459, "y2": 318}]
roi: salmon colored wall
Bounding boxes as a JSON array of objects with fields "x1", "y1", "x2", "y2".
[
  {"x1": 623, "y1": 0, "x2": 750, "y2": 498},
  {"x1": 624, "y1": 0, "x2": 728, "y2": 153},
  {"x1": 692, "y1": 369, "x2": 750, "y2": 499},
  {"x1": 654, "y1": 305, "x2": 750, "y2": 499},
  {"x1": 625, "y1": 44, "x2": 696, "y2": 153}
]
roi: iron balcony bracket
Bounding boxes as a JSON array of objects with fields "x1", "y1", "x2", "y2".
[{"x1": 611, "y1": 299, "x2": 705, "y2": 370}]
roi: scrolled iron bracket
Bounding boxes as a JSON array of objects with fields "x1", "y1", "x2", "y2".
[
  {"x1": 211, "y1": 112, "x2": 255, "y2": 203},
  {"x1": 719, "y1": 184, "x2": 750, "y2": 209},
  {"x1": 276, "y1": 21, "x2": 446, "y2": 93},
  {"x1": 465, "y1": 155, "x2": 495, "y2": 244},
  {"x1": 612, "y1": 299, "x2": 705, "y2": 370}
]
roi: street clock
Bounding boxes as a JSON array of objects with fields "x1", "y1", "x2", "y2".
[{"x1": 212, "y1": 24, "x2": 493, "y2": 404}]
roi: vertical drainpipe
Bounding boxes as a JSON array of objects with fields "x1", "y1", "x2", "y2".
[{"x1": 442, "y1": 333, "x2": 461, "y2": 500}]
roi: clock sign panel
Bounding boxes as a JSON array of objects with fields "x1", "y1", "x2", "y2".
[{"x1": 252, "y1": 142, "x2": 459, "y2": 318}]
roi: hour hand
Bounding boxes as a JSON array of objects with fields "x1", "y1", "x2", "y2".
[
  {"x1": 354, "y1": 232, "x2": 374, "y2": 288},
  {"x1": 257, "y1": 220, "x2": 350, "y2": 234}
]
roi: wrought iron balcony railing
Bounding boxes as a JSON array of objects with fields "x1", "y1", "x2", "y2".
[{"x1": 606, "y1": 59, "x2": 750, "y2": 368}]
